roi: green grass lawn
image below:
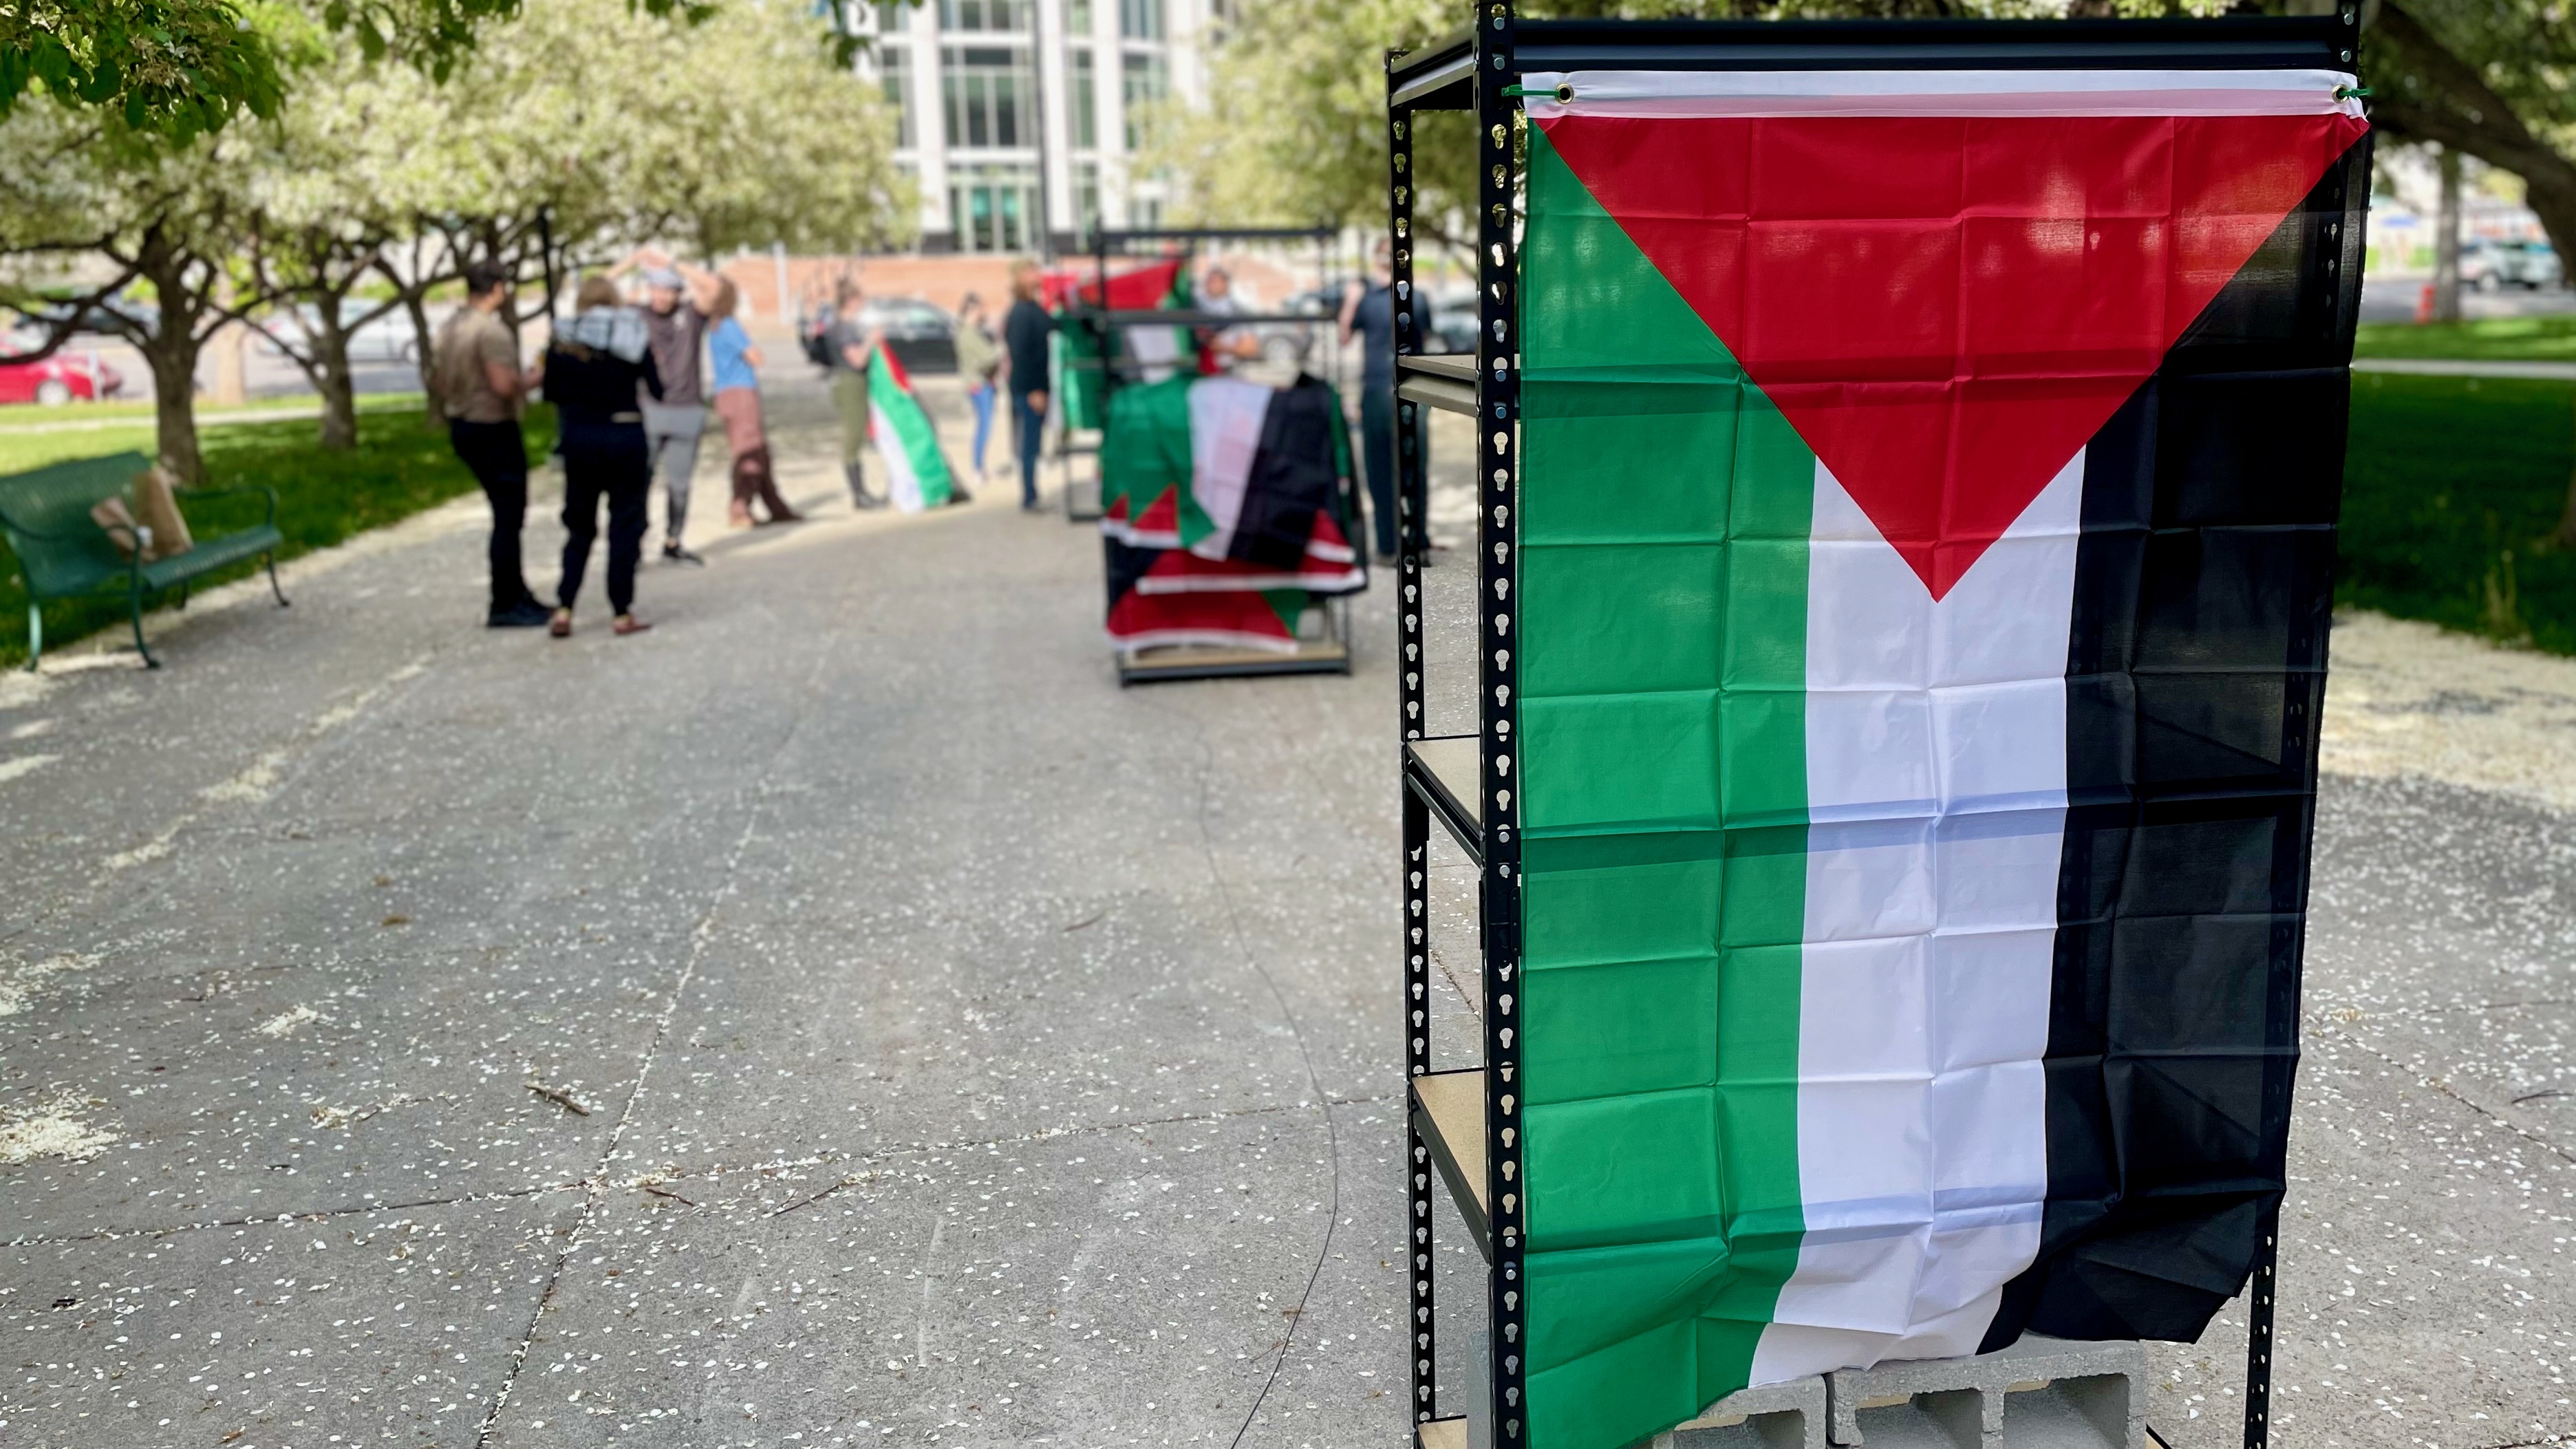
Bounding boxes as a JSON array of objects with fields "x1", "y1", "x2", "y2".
[
  {"x1": 2353, "y1": 314, "x2": 2576, "y2": 363},
  {"x1": 1, "y1": 403, "x2": 550, "y2": 669},
  {"x1": 0, "y1": 389, "x2": 426, "y2": 431},
  {"x1": 2340, "y1": 372, "x2": 2576, "y2": 654}
]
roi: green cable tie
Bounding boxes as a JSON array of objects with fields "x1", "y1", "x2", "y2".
[
  {"x1": 1500, "y1": 83, "x2": 1574, "y2": 101},
  {"x1": 2334, "y1": 84, "x2": 2373, "y2": 100}
]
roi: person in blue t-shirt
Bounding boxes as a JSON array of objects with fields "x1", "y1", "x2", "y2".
[{"x1": 707, "y1": 279, "x2": 800, "y2": 528}]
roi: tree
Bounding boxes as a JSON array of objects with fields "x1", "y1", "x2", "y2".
[
  {"x1": 0, "y1": 0, "x2": 283, "y2": 140},
  {"x1": 2358, "y1": 0, "x2": 2576, "y2": 548},
  {"x1": 1152, "y1": 0, "x2": 2061, "y2": 249},
  {"x1": 2365, "y1": 0, "x2": 2576, "y2": 279},
  {"x1": 0, "y1": 103, "x2": 277, "y2": 482}
]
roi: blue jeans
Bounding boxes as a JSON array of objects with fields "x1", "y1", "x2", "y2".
[
  {"x1": 1013, "y1": 390, "x2": 1045, "y2": 507},
  {"x1": 967, "y1": 382, "x2": 997, "y2": 473}
]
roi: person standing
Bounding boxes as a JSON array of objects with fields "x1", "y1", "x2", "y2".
[
  {"x1": 543, "y1": 277, "x2": 663, "y2": 638},
  {"x1": 1002, "y1": 260, "x2": 1054, "y2": 513},
  {"x1": 1196, "y1": 266, "x2": 1262, "y2": 371},
  {"x1": 614, "y1": 253, "x2": 718, "y2": 566},
  {"x1": 1339, "y1": 238, "x2": 1410, "y2": 562},
  {"x1": 954, "y1": 292, "x2": 1002, "y2": 480},
  {"x1": 435, "y1": 261, "x2": 550, "y2": 628},
  {"x1": 707, "y1": 279, "x2": 801, "y2": 528},
  {"x1": 824, "y1": 277, "x2": 887, "y2": 510}
]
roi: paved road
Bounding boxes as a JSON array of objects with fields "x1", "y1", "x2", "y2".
[{"x1": 1, "y1": 373, "x2": 2571, "y2": 1449}]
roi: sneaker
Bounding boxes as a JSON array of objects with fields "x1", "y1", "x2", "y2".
[
  {"x1": 663, "y1": 543, "x2": 706, "y2": 566},
  {"x1": 852, "y1": 491, "x2": 888, "y2": 511},
  {"x1": 487, "y1": 600, "x2": 552, "y2": 628}
]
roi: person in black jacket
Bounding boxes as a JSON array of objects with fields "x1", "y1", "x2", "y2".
[{"x1": 543, "y1": 277, "x2": 665, "y2": 637}]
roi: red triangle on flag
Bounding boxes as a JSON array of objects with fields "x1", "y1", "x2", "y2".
[{"x1": 1537, "y1": 112, "x2": 2365, "y2": 599}]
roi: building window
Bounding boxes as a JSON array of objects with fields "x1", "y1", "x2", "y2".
[
  {"x1": 1119, "y1": 0, "x2": 1162, "y2": 40},
  {"x1": 1120, "y1": 50, "x2": 1166, "y2": 151},
  {"x1": 1132, "y1": 193, "x2": 1163, "y2": 230},
  {"x1": 1074, "y1": 160, "x2": 1102, "y2": 242},
  {"x1": 938, "y1": 0, "x2": 1028, "y2": 31},
  {"x1": 949, "y1": 164, "x2": 1042, "y2": 253},
  {"x1": 874, "y1": 1, "x2": 908, "y2": 31},
  {"x1": 944, "y1": 44, "x2": 1032, "y2": 148},
  {"x1": 1071, "y1": 47, "x2": 1097, "y2": 151},
  {"x1": 1068, "y1": 0, "x2": 1092, "y2": 32},
  {"x1": 880, "y1": 45, "x2": 915, "y2": 149}
]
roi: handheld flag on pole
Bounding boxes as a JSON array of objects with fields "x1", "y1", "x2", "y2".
[{"x1": 867, "y1": 347, "x2": 955, "y2": 513}]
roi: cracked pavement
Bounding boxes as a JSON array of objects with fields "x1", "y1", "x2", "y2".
[{"x1": 2, "y1": 375, "x2": 2573, "y2": 1449}]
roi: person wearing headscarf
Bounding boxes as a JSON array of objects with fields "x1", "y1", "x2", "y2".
[
  {"x1": 706, "y1": 278, "x2": 801, "y2": 527},
  {"x1": 542, "y1": 276, "x2": 664, "y2": 636}
]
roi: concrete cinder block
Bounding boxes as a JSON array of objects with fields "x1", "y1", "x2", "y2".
[
  {"x1": 1655, "y1": 1373, "x2": 1831, "y2": 1449},
  {"x1": 1826, "y1": 1335, "x2": 2146, "y2": 1449},
  {"x1": 1468, "y1": 1328, "x2": 1492, "y2": 1449}
]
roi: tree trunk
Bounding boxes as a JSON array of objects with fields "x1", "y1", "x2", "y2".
[
  {"x1": 311, "y1": 295, "x2": 360, "y2": 451},
  {"x1": 2559, "y1": 393, "x2": 2576, "y2": 552},
  {"x1": 132, "y1": 238, "x2": 208, "y2": 486},
  {"x1": 2520, "y1": 166, "x2": 2576, "y2": 298},
  {"x1": 2432, "y1": 146, "x2": 2464, "y2": 321},
  {"x1": 144, "y1": 334, "x2": 205, "y2": 484}
]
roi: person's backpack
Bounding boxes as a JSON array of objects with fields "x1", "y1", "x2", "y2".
[{"x1": 802, "y1": 319, "x2": 831, "y2": 370}]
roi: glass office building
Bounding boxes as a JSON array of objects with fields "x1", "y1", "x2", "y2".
[{"x1": 861, "y1": 0, "x2": 1214, "y2": 254}]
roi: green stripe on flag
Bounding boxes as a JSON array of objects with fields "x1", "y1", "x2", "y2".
[
  {"x1": 868, "y1": 353, "x2": 953, "y2": 511},
  {"x1": 1518, "y1": 124, "x2": 1814, "y2": 1449}
]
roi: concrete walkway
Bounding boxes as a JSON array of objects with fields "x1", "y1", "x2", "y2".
[
  {"x1": 0, "y1": 373, "x2": 2571, "y2": 1449},
  {"x1": 2354, "y1": 356, "x2": 2576, "y2": 380}
]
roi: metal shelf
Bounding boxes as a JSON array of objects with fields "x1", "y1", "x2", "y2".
[
  {"x1": 1412, "y1": 1069, "x2": 1490, "y2": 1260},
  {"x1": 1404, "y1": 736, "x2": 1483, "y2": 863},
  {"x1": 1398, "y1": 354, "x2": 1477, "y2": 384},
  {"x1": 1396, "y1": 356, "x2": 1479, "y2": 418},
  {"x1": 1119, "y1": 637, "x2": 1351, "y2": 685}
]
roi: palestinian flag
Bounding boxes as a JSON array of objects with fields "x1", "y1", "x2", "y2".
[
  {"x1": 1507, "y1": 69, "x2": 2368, "y2": 1449},
  {"x1": 1058, "y1": 259, "x2": 1195, "y2": 432},
  {"x1": 1099, "y1": 374, "x2": 1366, "y2": 592},
  {"x1": 1103, "y1": 539, "x2": 1315, "y2": 654},
  {"x1": 1099, "y1": 372, "x2": 1365, "y2": 654},
  {"x1": 868, "y1": 347, "x2": 954, "y2": 513}
]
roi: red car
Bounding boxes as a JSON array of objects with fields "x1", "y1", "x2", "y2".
[{"x1": 0, "y1": 351, "x2": 123, "y2": 405}]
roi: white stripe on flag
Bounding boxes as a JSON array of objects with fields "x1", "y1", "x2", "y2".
[
  {"x1": 1186, "y1": 376, "x2": 1274, "y2": 560},
  {"x1": 1519, "y1": 67, "x2": 2364, "y2": 120},
  {"x1": 1749, "y1": 451, "x2": 2083, "y2": 1382}
]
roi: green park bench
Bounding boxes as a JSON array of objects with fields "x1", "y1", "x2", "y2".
[{"x1": 0, "y1": 450, "x2": 288, "y2": 670}]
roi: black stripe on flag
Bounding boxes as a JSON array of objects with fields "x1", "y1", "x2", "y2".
[{"x1": 1985, "y1": 131, "x2": 2373, "y2": 1350}]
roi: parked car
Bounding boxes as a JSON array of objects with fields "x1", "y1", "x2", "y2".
[
  {"x1": 254, "y1": 305, "x2": 423, "y2": 365},
  {"x1": 0, "y1": 350, "x2": 124, "y2": 405},
  {"x1": 2462, "y1": 239, "x2": 2566, "y2": 291},
  {"x1": 21, "y1": 296, "x2": 159, "y2": 337},
  {"x1": 852, "y1": 297, "x2": 957, "y2": 375}
]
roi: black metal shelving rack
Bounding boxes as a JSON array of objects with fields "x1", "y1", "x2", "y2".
[
  {"x1": 1053, "y1": 224, "x2": 1344, "y2": 524},
  {"x1": 1384, "y1": 8, "x2": 2363, "y2": 1448},
  {"x1": 1063, "y1": 224, "x2": 1372, "y2": 684}
]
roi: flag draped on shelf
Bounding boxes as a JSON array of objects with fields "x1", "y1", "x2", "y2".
[
  {"x1": 1099, "y1": 372, "x2": 1364, "y2": 653},
  {"x1": 867, "y1": 347, "x2": 955, "y2": 513},
  {"x1": 1507, "y1": 69, "x2": 2369, "y2": 1449},
  {"x1": 1054, "y1": 259, "x2": 1194, "y2": 433}
]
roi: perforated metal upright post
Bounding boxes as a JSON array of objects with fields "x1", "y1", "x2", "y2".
[
  {"x1": 1474, "y1": 5, "x2": 1527, "y2": 1446},
  {"x1": 1389, "y1": 49, "x2": 1439, "y2": 1435}
]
